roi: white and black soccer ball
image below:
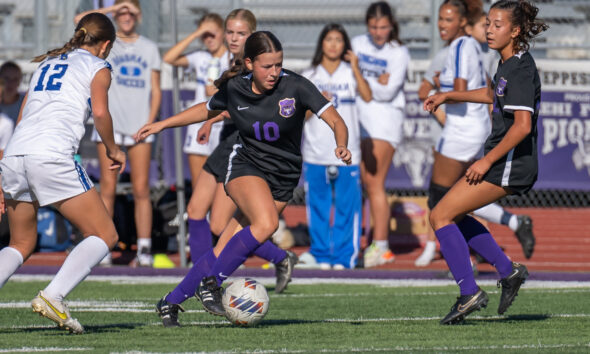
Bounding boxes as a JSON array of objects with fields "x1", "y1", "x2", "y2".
[{"x1": 222, "y1": 278, "x2": 269, "y2": 326}]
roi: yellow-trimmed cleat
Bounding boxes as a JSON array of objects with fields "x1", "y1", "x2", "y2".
[{"x1": 31, "y1": 291, "x2": 84, "y2": 334}]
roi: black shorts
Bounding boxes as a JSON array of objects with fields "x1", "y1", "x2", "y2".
[
  {"x1": 224, "y1": 152, "x2": 299, "y2": 203},
  {"x1": 483, "y1": 155, "x2": 537, "y2": 196},
  {"x1": 202, "y1": 131, "x2": 239, "y2": 183}
]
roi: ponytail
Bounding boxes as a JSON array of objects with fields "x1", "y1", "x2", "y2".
[
  {"x1": 32, "y1": 13, "x2": 116, "y2": 62},
  {"x1": 214, "y1": 58, "x2": 247, "y2": 88}
]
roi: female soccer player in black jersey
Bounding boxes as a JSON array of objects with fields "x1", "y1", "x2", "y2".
[
  {"x1": 423, "y1": 0, "x2": 548, "y2": 325},
  {"x1": 136, "y1": 31, "x2": 350, "y2": 318}
]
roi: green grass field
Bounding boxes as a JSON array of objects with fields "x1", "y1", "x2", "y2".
[{"x1": 1, "y1": 277, "x2": 589, "y2": 353}]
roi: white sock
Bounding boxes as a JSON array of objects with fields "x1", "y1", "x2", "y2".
[
  {"x1": 374, "y1": 240, "x2": 389, "y2": 251},
  {"x1": 137, "y1": 238, "x2": 151, "y2": 253},
  {"x1": 44, "y1": 236, "x2": 109, "y2": 301},
  {"x1": 473, "y1": 203, "x2": 504, "y2": 224},
  {"x1": 415, "y1": 241, "x2": 436, "y2": 267},
  {"x1": 508, "y1": 215, "x2": 519, "y2": 231},
  {"x1": 0, "y1": 247, "x2": 24, "y2": 288}
]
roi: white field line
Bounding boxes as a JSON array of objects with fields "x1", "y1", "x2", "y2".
[
  {"x1": 0, "y1": 348, "x2": 91, "y2": 353},
  {"x1": 0, "y1": 300, "x2": 204, "y2": 313},
  {"x1": 10, "y1": 274, "x2": 590, "y2": 288},
  {"x1": 112, "y1": 342, "x2": 590, "y2": 354}
]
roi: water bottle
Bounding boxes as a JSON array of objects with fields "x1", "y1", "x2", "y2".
[{"x1": 206, "y1": 57, "x2": 221, "y2": 85}]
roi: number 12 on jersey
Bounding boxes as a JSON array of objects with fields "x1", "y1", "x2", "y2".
[{"x1": 34, "y1": 64, "x2": 69, "y2": 92}]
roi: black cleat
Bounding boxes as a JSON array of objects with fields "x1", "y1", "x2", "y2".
[
  {"x1": 498, "y1": 262, "x2": 529, "y2": 315},
  {"x1": 156, "y1": 295, "x2": 184, "y2": 327},
  {"x1": 515, "y1": 215, "x2": 535, "y2": 259},
  {"x1": 440, "y1": 288, "x2": 488, "y2": 325},
  {"x1": 196, "y1": 276, "x2": 225, "y2": 316},
  {"x1": 275, "y1": 251, "x2": 298, "y2": 294}
]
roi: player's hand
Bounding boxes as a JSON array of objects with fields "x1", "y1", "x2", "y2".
[
  {"x1": 106, "y1": 148, "x2": 127, "y2": 174},
  {"x1": 423, "y1": 92, "x2": 447, "y2": 113},
  {"x1": 115, "y1": 1, "x2": 140, "y2": 16},
  {"x1": 135, "y1": 121, "x2": 164, "y2": 142},
  {"x1": 344, "y1": 50, "x2": 359, "y2": 68},
  {"x1": 465, "y1": 158, "x2": 491, "y2": 184},
  {"x1": 378, "y1": 72, "x2": 390, "y2": 85},
  {"x1": 335, "y1": 146, "x2": 352, "y2": 165},
  {"x1": 197, "y1": 121, "x2": 212, "y2": 144}
]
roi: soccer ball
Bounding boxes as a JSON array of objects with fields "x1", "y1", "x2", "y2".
[{"x1": 222, "y1": 278, "x2": 269, "y2": 326}]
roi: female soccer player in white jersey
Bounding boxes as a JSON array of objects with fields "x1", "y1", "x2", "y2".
[
  {"x1": 424, "y1": 0, "x2": 547, "y2": 324},
  {"x1": 351, "y1": 1, "x2": 410, "y2": 268},
  {"x1": 136, "y1": 31, "x2": 350, "y2": 320},
  {"x1": 77, "y1": 0, "x2": 161, "y2": 266},
  {"x1": 0, "y1": 13, "x2": 126, "y2": 333},
  {"x1": 301, "y1": 23, "x2": 371, "y2": 269},
  {"x1": 163, "y1": 13, "x2": 229, "y2": 188}
]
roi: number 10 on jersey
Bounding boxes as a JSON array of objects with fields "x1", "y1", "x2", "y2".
[{"x1": 252, "y1": 121, "x2": 280, "y2": 142}]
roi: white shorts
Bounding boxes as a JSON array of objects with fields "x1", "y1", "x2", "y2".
[
  {"x1": 435, "y1": 135, "x2": 484, "y2": 162},
  {"x1": 91, "y1": 129, "x2": 154, "y2": 146},
  {"x1": 360, "y1": 107, "x2": 404, "y2": 148},
  {"x1": 183, "y1": 121, "x2": 223, "y2": 155},
  {"x1": 0, "y1": 155, "x2": 93, "y2": 206}
]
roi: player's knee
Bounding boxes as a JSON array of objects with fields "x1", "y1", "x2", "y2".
[
  {"x1": 210, "y1": 221, "x2": 225, "y2": 237},
  {"x1": 9, "y1": 241, "x2": 35, "y2": 261},
  {"x1": 132, "y1": 186, "x2": 150, "y2": 201},
  {"x1": 253, "y1": 215, "x2": 279, "y2": 239},
  {"x1": 427, "y1": 182, "x2": 450, "y2": 210}
]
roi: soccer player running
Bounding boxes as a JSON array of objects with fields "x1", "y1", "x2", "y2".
[
  {"x1": 0, "y1": 13, "x2": 126, "y2": 333},
  {"x1": 136, "y1": 31, "x2": 350, "y2": 319},
  {"x1": 423, "y1": 0, "x2": 548, "y2": 324}
]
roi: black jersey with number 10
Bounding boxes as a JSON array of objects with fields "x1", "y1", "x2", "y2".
[{"x1": 207, "y1": 69, "x2": 332, "y2": 181}]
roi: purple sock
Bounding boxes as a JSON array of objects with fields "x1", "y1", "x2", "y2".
[
  {"x1": 458, "y1": 215, "x2": 513, "y2": 278},
  {"x1": 188, "y1": 218, "x2": 212, "y2": 263},
  {"x1": 209, "y1": 226, "x2": 260, "y2": 286},
  {"x1": 166, "y1": 249, "x2": 216, "y2": 304},
  {"x1": 253, "y1": 241, "x2": 287, "y2": 264},
  {"x1": 435, "y1": 224, "x2": 479, "y2": 296}
]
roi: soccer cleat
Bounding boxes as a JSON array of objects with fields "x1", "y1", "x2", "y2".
[
  {"x1": 363, "y1": 243, "x2": 395, "y2": 268},
  {"x1": 275, "y1": 250, "x2": 298, "y2": 294},
  {"x1": 156, "y1": 294, "x2": 185, "y2": 327},
  {"x1": 440, "y1": 288, "x2": 488, "y2": 325},
  {"x1": 31, "y1": 291, "x2": 84, "y2": 334},
  {"x1": 136, "y1": 247, "x2": 153, "y2": 267},
  {"x1": 196, "y1": 276, "x2": 225, "y2": 316},
  {"x1": 497, "y1": 262, "x2": 529, "y2": 315},
  {"x1": 514, "y1": 215, "x2": 535, "y2": 259}
]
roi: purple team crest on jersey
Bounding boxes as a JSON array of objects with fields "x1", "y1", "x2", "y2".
[
  {"x1": 278, "y1": 98, "x2": 296, "y2": 118},
  {"x1": 496, "y1": 77, "x2": 507, "y2": 97}
]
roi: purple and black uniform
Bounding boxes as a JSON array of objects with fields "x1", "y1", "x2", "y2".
[
  {"x1": 483, "y1": 51, "x2": 541, "y2": 195},
  {"x1": 206, "y1": 69, "x2": 332, "y2": 201}
]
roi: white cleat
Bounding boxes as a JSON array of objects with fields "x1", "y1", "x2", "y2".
[
  {"x1": 363, "y1": 244, "x2": 395, "y2": 268},
  {"x1": 414, "y1": 242, "x2": 436, "y2": 267},
  {"x1": 31, "y1": 291, "x2": 84, "y2": 334}
]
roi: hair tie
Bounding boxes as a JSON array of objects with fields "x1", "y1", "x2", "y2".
[{"x1": 80, "y1": 27, "x2": 87, "y2": 35}]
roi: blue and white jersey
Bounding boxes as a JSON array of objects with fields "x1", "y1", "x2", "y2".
[
  {"x1": 184, "y1": 50, "x2": 231, "y2": 106},
  {"x1": 351, "y1": 34, "x2": 409, "y2": 117},
  {"x1": 4, "y1": 49, "x2": 110, "y2": 157},
  {"x1": 301, "y1": 62, "x2": 361, "y2": 166},
  {"x1": 107, "y1": 36, "x2": 161, "y2": 135},
  {"x1": 438, "y1": 35, "x2": 490, "y2": 143}
]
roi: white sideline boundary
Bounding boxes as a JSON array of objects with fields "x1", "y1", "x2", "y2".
[
  {"x1": 10, "y1": 274, "x2": 590, "y2": 288},
  {"x1": 0, "y1": 348, "x2": 91, "y2": 353}
]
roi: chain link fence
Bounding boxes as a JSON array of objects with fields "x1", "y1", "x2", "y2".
[{"x1": 1, "y1": 0, "x2": 590, "y2": 61}]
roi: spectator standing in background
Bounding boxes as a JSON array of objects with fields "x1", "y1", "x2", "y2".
[
  {"x1": 0, "y1": 78, "x2": 15, "y2": 159},
  {"x1": 351, "y1": 1, "x2": 410, "y2": 268},
  {"x1": 162, "y1": 13, "x2": 230, "y2": 189},
  {"x1": 301, "y1": 23, "x2": 371, "y2": 270},
  {"x1": 0, "y1": 62, "x2": 25, "y2": 123},
  {"x1": 76, "y1": 0, "x2": 162, "y2": 267}
]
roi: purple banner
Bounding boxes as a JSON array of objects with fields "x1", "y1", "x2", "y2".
[{"x1": 150, "y1": 89, "x2": 590, "y2": 191}]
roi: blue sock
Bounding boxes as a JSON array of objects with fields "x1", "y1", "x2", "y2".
[
  {"x1": 500, "y1": 210, "x2": 513, "y2": 226},
  {"x1": 435, "y1": 224, "x2": 479, "y2": 296},
  {"x1": 209, "y1": 226, "x2": 261, "y2": 286},
  {"x1": 458, "y1": 216, "x2": 513, "y2": 278},
  {"x1": 188, "y1": 218, "x2": 212, "y2": 263},
  {"x1": 166, "y1": 249, "x2": 216, "y2": 304},
  {"x1": 253, "y1": 241, "x2": 287, "y2": 264}
]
